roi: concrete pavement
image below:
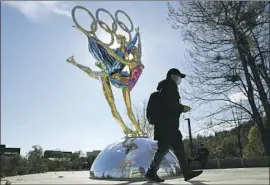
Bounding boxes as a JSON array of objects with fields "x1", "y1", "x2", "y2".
[{"x1": 1, "y1": 168, "x2": 269, "y2": 184}]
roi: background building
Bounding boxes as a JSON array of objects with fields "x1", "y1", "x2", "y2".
[
  {"x1": 44, "y1": 150, "x2": 72, "y2": 158},
  {"x1": 0, "y1": 144, "x2": 20, "y2": 156},
  {"x1": 86, "y1": 150, "x2": 101, "y2": 162}
]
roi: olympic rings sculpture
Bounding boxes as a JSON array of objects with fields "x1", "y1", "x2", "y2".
[
  {"x1": 67, "y1": 6, "x2": 146, "y2": 137},
  {"x1": 71, "y1": 6, "x2": 134, "y2": 46}
]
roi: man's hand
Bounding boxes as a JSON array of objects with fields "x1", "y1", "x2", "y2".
[{"x1": 183, "y1": 105, "x2": 191, "y2": 112}]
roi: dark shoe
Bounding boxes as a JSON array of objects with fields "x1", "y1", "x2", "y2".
[
  {"x1": 145, "y1": 169, "x2": 165, "y2": 183},
  {"x1": 184, "y1": 170, "x2": 203, "y2": 181}
]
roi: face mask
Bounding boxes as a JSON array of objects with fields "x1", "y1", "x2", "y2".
[
  {"x1": 171, "y1": 75, "x2": 182, "y2": 85},
  {"x1": 175, "y1": 77, "x2": 182, "y2": 85}
]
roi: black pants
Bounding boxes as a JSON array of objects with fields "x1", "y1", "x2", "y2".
[{"x1": 149, "y1": 125, "x2": 189, "y2": 175}]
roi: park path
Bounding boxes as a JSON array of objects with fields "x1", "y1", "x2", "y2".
[{"x1": 1, "y1": 168, "x2": 268, "y2": 184}]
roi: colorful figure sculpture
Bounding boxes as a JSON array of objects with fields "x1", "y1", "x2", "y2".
[{"x1": 67, "y1": 6, "x2": 145, "y2": 136}]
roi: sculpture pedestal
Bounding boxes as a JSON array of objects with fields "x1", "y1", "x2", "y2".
[{"x1": 90, "y1": 137, "x2": 181, "y2": 179}]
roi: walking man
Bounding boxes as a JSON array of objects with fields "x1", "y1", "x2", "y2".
[{"x1": 145, "y1": 68, "x2": 202, "y2": 182}]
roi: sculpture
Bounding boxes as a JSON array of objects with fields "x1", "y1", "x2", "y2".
[{"x1": 67, "y1": 6, "x2": 145, "y2": 136}]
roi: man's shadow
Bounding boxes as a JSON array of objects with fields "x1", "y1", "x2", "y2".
[
  {"x1": 115, "y1": 178, "x2": 210, "y2": 185},
  {"x1": 188, "y1": 180, "x2": 210, "y2": 185}
]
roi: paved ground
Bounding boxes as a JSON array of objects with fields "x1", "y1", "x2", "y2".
[{"x1": 1, "y1": 168, "x2": 269, "y2": 184}]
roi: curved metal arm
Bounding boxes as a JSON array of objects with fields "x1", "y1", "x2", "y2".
[
  {"x1": 126, "y1": 33, "x2": 139, "y2": 53},
  {"x1": 125, "y1": 34, "x2": 142, "y2": 65},
  {"x1": 94, "y1": 40, "x2": 136, "y2": 68},
  {"x1": 137, "y1": 33, "x2": 142, "y2": 60}
]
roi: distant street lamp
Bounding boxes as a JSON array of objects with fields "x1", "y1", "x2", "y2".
[{"x1": 185, "y1": 118, "x2": 194, "y2": 157}]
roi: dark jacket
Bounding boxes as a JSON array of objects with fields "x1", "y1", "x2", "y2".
[{"x1": 156, "y1": 78, "x2": 184, "y2": 128}]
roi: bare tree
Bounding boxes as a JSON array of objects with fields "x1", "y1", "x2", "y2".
[
  {"x1": 132, "y1": 101, "x2": 154, "y2": 138},
  {"x1": 168, "y1": 1, "x2": 270, "y2": 155},
  {"x1": 226, "y1": 100, "x2": 245, "y2": 157}
]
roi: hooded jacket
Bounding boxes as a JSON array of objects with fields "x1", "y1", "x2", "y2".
[{"x1": 157, "y1": 78, "x2": 184, "y2": 128}]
